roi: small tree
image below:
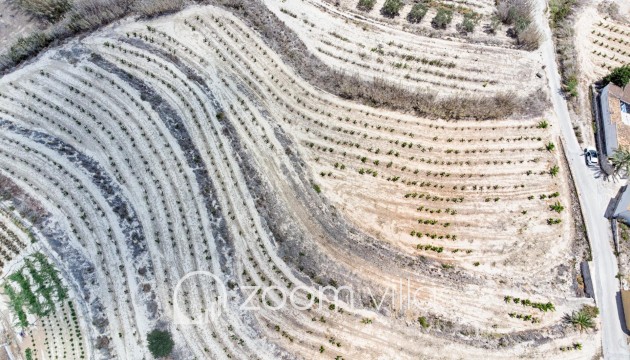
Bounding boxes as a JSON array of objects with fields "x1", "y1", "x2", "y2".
[
  {"x1": 432, "y1": 9, "x2": 453, "y2": 29},
  {"x1": 604, "y1": 65, "x2": 630, "y2": 88},
  {"x1": 457, "y1": 13, "x2": 478, "y2": 34},
  {"x1": 357, "y1": 0, "x2": 376, "y2": 11},
  {"x1": 147, "y1": 329, "x2": 174, "y2": 358},
  {"x1": 407, "y1": 4, "x2": 428, "y2": 23},
  {"x1": 566, "y1": 310, "x2": 595, "y2": 332},
  {"x1": 381, "y1": 0, "x2": 404, "y2": 17}
]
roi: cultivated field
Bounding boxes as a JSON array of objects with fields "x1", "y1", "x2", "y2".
[
  {"x1": 266, "y1": 0, "x2": 545, "y2": 96},
  {"x1": 574, "y1": 1, "x2": 630, "y2": 84},
  {"x1": 0, "y1": 2, "x2": 597, "y2": 360}
]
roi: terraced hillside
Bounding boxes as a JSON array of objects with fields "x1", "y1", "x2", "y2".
[
  {"x1": 0, "y1": 2, "x2": 596, "y2": 360},
  {"x1": 266, "y1": 0, "x2": 545, "y2": 96}
]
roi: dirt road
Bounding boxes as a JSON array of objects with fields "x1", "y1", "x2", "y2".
[{"x1": 536, "y1": 2, "x2": 630, "y2": 358}]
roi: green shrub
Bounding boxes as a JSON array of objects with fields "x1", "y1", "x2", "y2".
[
  {"x1": 564, "y1": 76, "x2": 578, "y2": 97},
  {"x1": 458, "y1": 13, "x2": 477, "y2": 33},
  {"x1": 381, "y1": 0, "x2": 404, "y2": 17},
  {"x1": 147, "y1": 329, "x2": 174, "y2": 358},
  {"x1": 357, "y1": 0, "x2": 376, "y2": 11},
  {"x1": 604, "y1": 65, "x2": 630, "y2": 87},
  {"x1": 431, "y1": 9, "x2": 453, "y2": 29},
  {"x1": 7, "y1": 33, "x2": 52, "y2": 65},
  {"x1": 566, "y1": 307, "x2": 596, "y2": 331},
  {"x1": 407, "y1": 4, "x2": 428, "y2": 23},
  {"x1": 549, "y1": 0, "x2": 577, "y2": 26},
  {"x1": 418, "y1": 316, "x2": 429, "y2": 328}
]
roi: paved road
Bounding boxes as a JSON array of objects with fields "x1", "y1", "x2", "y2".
[{"x1": 536, "y1": 3, "x2": 630, "y2": 359}]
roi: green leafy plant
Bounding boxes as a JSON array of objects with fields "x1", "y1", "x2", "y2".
[
  {"x1": 458, "y1": 13, "x2": 478, "y2": 34},
  {"x1": 547, "y1": 218, "x2": 562, "y2": 225},
  {"x1": 564, "y1": 76, "x2": 578, "y2": 97},
  {"x1": 407, "y1": 4, "x2": 428, "y2": 23},
  {"x1": 418, "y1": 316, "x2": 429, "y2": 328},
  {"x1": 604, "y1": 65, "x2": 630, "y2": 87},
  {"x1": 381, "y1": 0, "x2": 404, "y2": 17},
  {"x1": 565, "y1": 309, "x2": 595, "y2": 332},
  {"x1": 357, "y1": 0, "x2": 376, "y2": 11},
  {"x1": 431, "y1": 9, "x2": 453, "y2": 29},
  {"x1": 147, "y1": 329, "x2": 174, "y2": 358},
  {"x1": 550, "y1": 201, "x2": 564, "y2": 213}
]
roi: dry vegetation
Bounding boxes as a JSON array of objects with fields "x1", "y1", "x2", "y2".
[
  {"x1": 258, "y1": 0, "x2": 548, "y2": 118},
  {"x1": 0, "y1": 1, "x2": 599, "y2": 359},
  {"x1": 0, "y1": 0, "x2": 185, "y2": 71}
]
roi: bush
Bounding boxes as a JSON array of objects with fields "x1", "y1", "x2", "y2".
[
  {"x1": 457, "y1": 13, "x2": 478, "y2": 34},
  {"x1": 549, "y1": 0, "x2": 577, "y2": 26},
  {"x1": 381, "y1": 0, "x2": 404, "y2": 17},
  {"x1": 566, "y1": 308, "x2": 596, "y2": 332},
  {"x1": 407, "y1": 4, "x2": 428, "y2": 23},
  {"x1": 564, "y1": 76, "x2": 578, "y2": 97},
  {"x1": 6, "y1": 33, "x2": 52, "y2": 65},
  {"x1": 14, "y1": 0, "x2": 71, "y2": 22},
  {"x1": 147, "y1": 329, "x2": 174, "y2": 358},
  {"x1": 357, "y1": 0, "x2": 376, "y2": 11},
  {"x1": 431, "y1": 9, "x2": 453, "y2": 29},
  {"x1": 604, "y1": 65, "x2": 630, "y2": 88}
]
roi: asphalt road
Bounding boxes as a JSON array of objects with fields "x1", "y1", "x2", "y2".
[{"x1": 536, "y1": 3, "x2": 630, "y2": 359}]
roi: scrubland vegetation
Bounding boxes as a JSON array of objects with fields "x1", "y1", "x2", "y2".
[{"x1": 496, "y1": 0, "x2": 541, "y2": 50}]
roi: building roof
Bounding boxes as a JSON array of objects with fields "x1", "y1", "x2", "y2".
[
  {"x1": 609, "y1": 83, "x2": 630, "y2": 102},
  {"x1": 601, "y1": 83, "x2": 630, "y2": 156}
]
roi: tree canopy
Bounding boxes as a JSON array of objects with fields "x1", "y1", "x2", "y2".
[
  {"x1": 147, "y1": 329, "x2": 174, "y2": 358},
  {"x1": 604, "y1": 65, "x2": 630, "y2": 87}
]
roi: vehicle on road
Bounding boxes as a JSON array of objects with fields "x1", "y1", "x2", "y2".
[{"x1": 584, "y1": 147, "x2": 599, "y2": 166}]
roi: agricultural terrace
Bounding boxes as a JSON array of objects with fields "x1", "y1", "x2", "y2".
[
  {"x1": 0, "y1": 210, "x2": 34, "y2": 271},
  {"x1": 0, "y1": 4, "x2": 595, "y2": 360},
  {"x1": 313, "y1": 0, "x2": 523, "y2": 44},
  {"x1": 265, "y1": 0, "x2": 544, "y2": 97},
  {"x1": 578, "y1": 9, "x2": 630, "y2": 80}
]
